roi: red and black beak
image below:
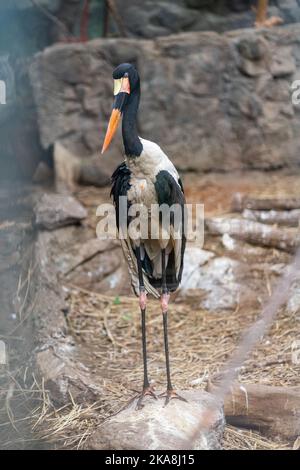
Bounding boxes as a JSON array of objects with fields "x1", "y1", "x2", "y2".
[{"x1": 101, "y1": 75, "x2": 130, "y2": 154}]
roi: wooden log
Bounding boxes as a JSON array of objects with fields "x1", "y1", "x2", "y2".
[
  {"x1": 243, "y1": 208, "x2": 300, "y2": 227},
  {"x1": 205, "y1": 216, "x2": 300, "y2": 253},
  {"x1": 232, "y1": 193, "x2": 300, "y2": 212},
  {"x1": 207, "y1": 381, "x2": 300, "y2": 440}
]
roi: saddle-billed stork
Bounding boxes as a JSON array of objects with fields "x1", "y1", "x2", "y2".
[{"x1": 101, "y1": 63, "x2": 186, "y2": 408}]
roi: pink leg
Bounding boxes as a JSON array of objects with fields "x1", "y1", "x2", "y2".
[
  {"x1": 139, "y1": 290, "x2": 147, "y2": 311},
  {"x1": 160, "y1": 292, "x2": 170, "y2": 314}
]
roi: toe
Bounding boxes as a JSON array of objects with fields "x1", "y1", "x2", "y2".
[
  {"x1": 134, "y1": 385, "x2": 157, "y2": 410},
  {"x1": 159, "y1": 389, "x2": 188, "y2": 406}
]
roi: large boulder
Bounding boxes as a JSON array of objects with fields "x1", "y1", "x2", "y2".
[
  {"x1": 34, "y1": 193, "x2": 87, "y2": 230},
  {"x1": 87, "y1": 389, "x2": 225, "y2": 450},
  {"x1": 30, "y1": 25, "x2": 300, "y2": 173},
  {"x1": 115, "y1": 1, "x2": 198, "y2": 38},
  {"x1": 113, "y1": 1, "x2": 300, "y2": 37}
]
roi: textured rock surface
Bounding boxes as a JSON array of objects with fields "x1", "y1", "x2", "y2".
[
  {"x1": 30, "y1": 24, "x2": 300, "y2": 173},
  {"x1": 87, "y1": 389, "x2": 225, "y2": 450},
  {"x1": 34, "y1": 193, "x2": 87, "y2": 230},
  {"x1": 182, "y1": 253, "x2": 244, "y2": 310},
  {"x1": 53, "y1": 142, "x2": 111, "y2": 190},
  {"x1": 32, "y1": 227, "x2": 104, "y2": 406},
  {"x1": 113, "y1": 1, "x2": 300, "y2": 37},
  {"x1": 35, "y1": 337, "x2": 102, "y2": 406}
]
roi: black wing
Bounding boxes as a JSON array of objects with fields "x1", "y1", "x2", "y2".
[
  {"x1": 150, "y1": 170, "x2": 186, "y2": 292},
  {"x1": 110, "y1": 162, "x2": 131, "y2": 229},
  {"x1": 110, "y1": 162, "x2": 160, "y2": 298}
]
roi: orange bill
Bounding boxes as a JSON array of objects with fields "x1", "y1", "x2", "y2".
[{"x1": 101, "y1": 108, "x2": 121, "y2": 154}]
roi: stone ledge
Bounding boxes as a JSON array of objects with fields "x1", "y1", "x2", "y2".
[{"x1": 87, "y1": 389, "x2": 225, "y2": 450}]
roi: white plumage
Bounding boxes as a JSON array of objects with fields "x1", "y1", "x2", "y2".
[{"x1": 103, "y1": 63, "x2": 187, "y2": 405}]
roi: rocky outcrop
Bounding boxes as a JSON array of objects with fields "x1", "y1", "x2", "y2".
[
  {"x1": 31, "y1": 24, "x2": 300, "y2": 173},
  {"x1": 87, "y1": 389, "x2": 225, "y2": 450},
  {"x1": 31, "y1": 226, "x2": 103, "y2": 407},
  {"x1": 112, "y1": 1, "x2": 300, "y2": 38},
  {"x1": 33, "y1": 193, "x2": 87, "y2": 230}
]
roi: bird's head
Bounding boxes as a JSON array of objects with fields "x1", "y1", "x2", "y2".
[{"x1": 101, "y1": 63, "x2": 139, "y2": 154}]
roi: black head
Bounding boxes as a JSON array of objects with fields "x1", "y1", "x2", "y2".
[
  {"x1": 102, "y1": 63, "x2": 140, "y2": 154},
  {"x1": 112, "y1": 63, "x2": 140, "y2": 93}
]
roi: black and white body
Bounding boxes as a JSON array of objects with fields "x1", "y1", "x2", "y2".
[{"x1": 101, "y1": 63, "x2": 186, "y2": 407}]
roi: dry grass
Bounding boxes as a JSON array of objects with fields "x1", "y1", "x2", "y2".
[
  {"x1": 3, "y1": 174, "x2": 300, "y2": 450},
  {"x1": 34, "y1": 400, "x2": 103, "y2": 450},
  {"x1": 31, "y1": 285, "x2": 298, "y2": 450},
  {"x1": 222, "y1": 426, "x2": 291, "y2": 450},
  {"x1": 24, "y1": 174, "x2": 300, "y2": 449}
]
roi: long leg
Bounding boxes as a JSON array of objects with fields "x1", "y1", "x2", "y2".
[
  {"x1": 135, "y1": 245, "x2": 156, "y2": 409},
  {"x1": 256, "y1": 0, "x2": 268, "y2": 24},
  {"x1": 160, "y1": 249, "x2": 187, "y2": 406},
  {"x1": 161, "y1": 249, "x2": 172, "y2": 390}
]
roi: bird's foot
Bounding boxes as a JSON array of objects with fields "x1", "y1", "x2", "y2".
[
  {"x1": 159, "y1": 389, "x2": 188, "y2": 407},
  {"x1": 135, "y1": 385, "x2": 157, "y2": 410},
  {"x1": 255, "y1": 16, "x2": 283, "y2": 28}
]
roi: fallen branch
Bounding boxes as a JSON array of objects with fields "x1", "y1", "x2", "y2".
[
  {"x1": 207, "y1": 381, "x2": 300, "y2": 440},
  {"x1": 243, "y1": 208, "x2": 300, "y2": 227},
  {"x1": 206, "y1": 216, "x2": 300, "y2": 253},
  {"x1": 232, "y1": 193, "x2": 300, "y2": 212}
]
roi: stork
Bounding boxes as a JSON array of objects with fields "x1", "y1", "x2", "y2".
[{"x1": 101, "y1": 63, "x2": 186, "y2": 408}]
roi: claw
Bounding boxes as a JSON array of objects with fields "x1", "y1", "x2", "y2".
[
  {"x1": 159, "y1": 389, "x2": 188, "y2": 407},
  {"x1": 135, "y1": 385, "x2": 157, "y2": 410}
]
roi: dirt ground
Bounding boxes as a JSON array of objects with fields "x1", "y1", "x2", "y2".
[
  {"x1": 31, "y1": 169, "x2": 299, "y2": 450},
  {"x1": 1, "y1": 170, "x2": 299, "y2": 450}
]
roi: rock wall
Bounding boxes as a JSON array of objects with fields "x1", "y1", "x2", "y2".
[
  {"x1": 30, "y1": 24, "x2": 300, "y2": 173},
  {"x1": 114, "y1": 1, "x2": 300, "y2": 38}
]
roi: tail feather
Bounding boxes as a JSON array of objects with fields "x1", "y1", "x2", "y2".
[{"x1": 120, "y1": 237, "x2": 160, "y2": 298}]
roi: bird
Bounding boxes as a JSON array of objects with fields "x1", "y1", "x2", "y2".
[{"x1": 101, "y1": 63, "x2": 186, "y2": 408}]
